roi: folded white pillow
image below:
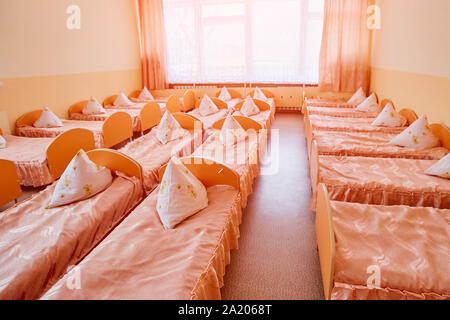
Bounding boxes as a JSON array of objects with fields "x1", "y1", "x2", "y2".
[
  {"x1": 138, "y1": 87, "x2": 154, "y2": 101},
  {"x1": 355, "y1": 93, "x2": 378, "y2": 112},
  {"x1": 156, "y1": 111, "x2": 186, "y2": 144},
  {"x1": 0, "y1": 135, "x2": 6, "y2": 149},
  {"x1": 218, "y1": 87, "x2": 232, "y2": 101},
  {"x1": 198, "y1": 94, "x2": 219, "y2": 116},
  {"x1": 254, "y1": 87, "x2": 268, "y2": 101},
  {"x1": 219, "y1": 113, "x2": 247, "y2": 146},
  {"x1": 347, "y1": 87, "x2": 366, "y2": 105},
  {"x1": 82, "y1": 97, "x2": 106, "y2": 115},
  {"x1": 156, "y1": 157, "x2": 208, "y2": 229},
  {"x1": 114, "y1": 92, "x2": 134, "y2": 107},
  {"x1": 371, "y1": 103, "x2": 407, "y2": 127},
  {"x1": 33, "y1": 107, "x2": 63, "y2": 128},
  {"x1": 241, "y1": 97, "x2": 260, "y2": 116},
  {"x1": 48, "y1": 150, "x2": 113, "y2": 208},
  {"x1": 424, "y1": 154, "x2": 450, "y2": 179},
  {"x1": 388, "y1": 115, "x2": 439, "y2": 149}
]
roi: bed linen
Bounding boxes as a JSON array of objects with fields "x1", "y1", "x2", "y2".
[
  {"x1": 329, "y1": 201, "x2": 450, "y2": 300},
  {"x1": 69, "y1": 109, "x2": 143, "y2": 132},
  {"x1": 312, "y1": 155, "x2": 450, "y2": 209},
  {"x1": 192, "y1": 131, "x2": 261, "y2": 208},
  {"x1": 305, "y1": 98, "x2": 355, "y2": 108},
  {"x1": 42, "y1": 185, "x2": 242, "y2": 300},
  {"x1": 233, "y1": 109, "x2": 274, "y2": 130},
  {"x1": 105, "y1": 101, "x2": 167, "y2": 114},
  {"x1": 119, "y1": 128, "x2": 202, "y2": 193},
  {"x1": 16, "y1": 120, "x2": 105, "y2": 148},
  {"x1": 307, "y1": 106, "x2": 378, "y2": 118},
  {"x1": 312, "y1": 130, "x2": 448, "y2": 160},
  {"x1": 0, "y1": 135, "x2": 53, "y2": 187},
  {"x1": 0, "y1": 174, "x2": 143, "y2": 300}
]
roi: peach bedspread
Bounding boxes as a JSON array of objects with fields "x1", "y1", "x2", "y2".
[
  {"x1": 193, "y1": 131, "x2": 261, "y2": 208},
  {"x1": 313, "y1": 130, "x2": 448, "y2": 160},
  {"x1": 105, "y1": 102, "x2": 167, "y2": 114},
  {"x1": 0, "y1": 135, "x2": 53, "y2": 187},
  {"x1": 309, "y1": 118, "x2": 405, "y2": 134},
  {"x1": 330, "y1": 202, "x2": 450, "y2": 300},
  {"x1": 0, "y1": 174, "x2": 143, "y2": 300},
  {"x1": 315, "y1": 155, "x2": 450, "y2": 209},
  {"x1": 305, "y1": 98, "x2": 354, "y2": 108},
  {"x1": 307, "y1": 106, "x2": 378, "y2": 118},
  {"x1": 70, "y1": 109, "x2": 142, "y2": 132},
  {"x1": 16, "y1": 120, "x2": 105, "y2": 148},
  {"x1": 42, "y1": 185, "x2": 242, "y2": 300},
  {"x1": 119, "y1": 128, "x2": 202, "y2": 193},
  {"x1": 233, "y1": 110, "x2": 274, "y2": 129}
]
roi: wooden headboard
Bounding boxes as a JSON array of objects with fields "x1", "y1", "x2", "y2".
[
  {"x1": 102, "y1": 112, "x2": 133, "y2": 148},
  {"x1": 248, "y1": 88, "x2": 275, "y2": 98},
  {"x1": 215, "y1": 88, "x2": 242, "y2": 99},
  {"x1": 68, "y1": 100, "x2": 89, "y2": 116},
  {"x1": 166, "y1": 95, "x2": 181, "y2": 113},
  {"x1": 398, "y1": 108, "x2": 419, "y2": 125},
  {"x1": 0, "y1": 159, "x2": 22, "y2": 207},
  {"x1": 430, "y1": 123, "x2": 450, "y2": 150},
  {"x1": 140, "y1": 102, "x2": 162, "y2": 132},
  {"x1": 234, "y1": 98, "x2": 270, "y2": 111},
  {"x1": 16, "y1": 109, "x2": 44, "y2": 128},
  {"x1": 46, "y1": 128, "x2": 96, "y2": 180},
  {"x1": 172, "y1": 112, "x2": 203, "y2": 131},
  {"x1": 159, "y1": 157, "x2": 240, "y2": 190},
  {"x1": 212, "y1": 115, "x2": 263, "y2": 131},
  {"x1": 87, "y1": 149, "x2": 143, "y2": 181}
]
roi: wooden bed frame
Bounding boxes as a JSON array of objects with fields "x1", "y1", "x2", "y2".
[
  {"x1": 86, "y1": 149, "x2": 143, "y2": 182},
  {"x1": 233, "y1": 98, "x2": 271, "y2": 112},
  {"x1": 195, "y1": 97, "x2": 228, "y2": 109},
  {"x1": 102, "y1": 95, "x2": 118, "y2": 107},
  {"x1": 16, "y1": 109, "x2": 133, "y2": 149},
  {"x1": 315, "y1": 182, "x2": 336, "y2": 300},
  {"x1": 430, "y1": 123, "x2": 450, "y2": 149},
  {"x1": 181, "y1": 89, "x2": 196, "y2": 112},
  {"x1": 68, "y1": 100, "x2": 89, "y2": 116},
  {"x1": 159, "y1": 156, "x2": 240, "y2": 190},
  {"x1": 140, "y1": 102, "x2": 162, "y2": 133},
  {"x1": 166, "y1": 95, "x2": 181, "y2": 113},
  {"x1": 0, "y1": 159, "x2": 22, "y2": 207},
  {"x1": 215, "y1": 88, "x2": 243, "y2": 99},
  {"x1": 212, "y1": 115, "x2": 263, "y2": 131},
  {"x1": 46, "y1": 128, "x2": 96, "y2": 180},
  {"x1": 172, "y1": 112, "x2": 203, "y2": 132},
  {"x1": 398, "y1": 108, "x2": 418, "y2": 125}
]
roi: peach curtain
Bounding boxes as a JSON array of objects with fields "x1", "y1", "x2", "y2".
[
  {"x1": 318, "y1": 0, "x2": 370, "y2": 93},
  {"x1": 137, "y1": 0, "x2": 168, "y2": 90}
]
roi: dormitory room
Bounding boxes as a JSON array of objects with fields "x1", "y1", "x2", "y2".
[{"x1": 0, "y1": 0, "x2": 449, "y2": 304}]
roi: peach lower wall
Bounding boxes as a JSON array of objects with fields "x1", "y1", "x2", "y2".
[
  {"x1": 370, "y1": 67, "x2": 450, "y2": 125},
  {"x1": 0, "y1": 69, "x2": 142, "y2": 133}
]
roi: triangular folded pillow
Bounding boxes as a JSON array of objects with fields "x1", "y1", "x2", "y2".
[
  {"x1": 424, "y1": 154, "x2": 450, "y2": 179},
  {"x1": 240, "y1": 97, "x2": 260, "y2": 116},
  {"x1": 218, "y1": 87, "x2": 232, "y2": 101},
  {"x1": 113, "y1": 92, "x2": 134, "y2": 107},
  {"x1": 0, "y1": 135, "x2": 6, "y2": 149},
  {"x1": 82, "y1": 97, "x2": 106, "y2": 115},
  {"x1": 33, "y1": 107, "x2": 63, "y2": 128},
  {"x1": 371, "y1": 103, "x2": 407, "y2": 127},
  {"x1": 219, "y1": 113, "x2": 247, "y2": 146},
  {"x1": 347, "y1": 87, "x2": 366, "y2": 105},
  {"x1": 254, "y1": 87, "x2": 268, "y2": 101},
  {"x1": 388, "y1": 115, "x2": 439, "y2": 149},
  {"x1": 156, "y1": 111, "x2": 186, "y2": 144},
  {"x1": 356, "y1": 93, "x2": 378, "y2": 112},
  {"x1": 156, "y1": 157, "x2": 208, "y2": 229},
  {"x1": 48, "y1": 150, "x2": 113, "y2": 208},
  {"x1": 138, "y1": 87, "x2": 154, "y2": 101},
  {"x1": 198, "y1": 94, "x2": 219, "y2": 116}
]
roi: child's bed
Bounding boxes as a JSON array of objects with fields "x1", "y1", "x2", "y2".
[
  {"x1": 306, "y1": 124, "x2": 449, "y2": 161},
  {"x1": 231, "y1": 98, "x2": 274, "y2": 129},
  {"x1": 68, "y1": 100, "x2": 160, "y2": 133},
  {"x1": 309, "y1": 140, "x2": 450, "y2": 210},
  {"x1": 189, "y1": 97, "x2": 230, "y2": 131},
  {"x1": 315, "y1": 183, "x2": 450, "y2": 300},
  {"x1": 119, "y1": 112, "x2": 203, "y2": 193},
  {"x1": 15, "y1": 109, "x2": 133, "y2": 148},
  {"x1": 304, "y1": 105, "x2": 417, "y2": 135},
  {"x1": 0, "y1": 149, "x2": 144, "y2": 300},
  {"x1": 41, "y1": 157, "x2": 242, "y2": 300},
  {"x1": 194, "y1": 116, "x2": 264, "y2": 208},
  {"x1": 0, "y1": 128, "x2": 95, "y2": 187}
]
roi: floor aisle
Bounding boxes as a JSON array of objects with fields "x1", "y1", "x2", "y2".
[{"x1": 221, "y1": 113, "x2": 324, "y2": 299}]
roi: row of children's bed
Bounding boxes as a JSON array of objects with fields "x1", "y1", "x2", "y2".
[
  {"x1": 304, "y1": 88, "x2": 450, "y2": 300},
  {"x1": 0, "y1": 86, "x2": 276, "y2": 299}
]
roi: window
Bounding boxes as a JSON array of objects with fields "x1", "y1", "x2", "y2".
[{"x1": 164, "y1": 0, "x2": 324, "y2": 84}]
